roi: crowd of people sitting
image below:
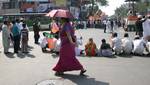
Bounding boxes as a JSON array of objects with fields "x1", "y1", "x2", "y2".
[
  {"x1": 38, "y1": 14, "x2": 150, "y2": 57},
  {"x1": 39, "y1": 31, "x2": 150, "y2": 57},
  {"x1": 1, "y1": 17, "x2": 150, "y2": 57},
  {"x1": 85, "y1": 32, "x2": 150, "y2": 57}
]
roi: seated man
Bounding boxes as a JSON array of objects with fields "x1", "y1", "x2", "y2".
[
  {"x1": 53, "y1": 38, "x2": 61, "y2": 54},
  {"x1": 122, "y1": 33, "x2": 133, "y2": 54},
  {"x1": 99, "y1": 39, "x2": 113, "y2": 57},
  {"x1": 111, "y1": 32, "x2": 122, "y2": 55},
  {"x1": 133, "y1": 36, "x2": 149, "y2": 56},
  {"x1": 39, "y1": 33, "x2": 48, "y2": 52},
  {"x1": 75, "y1": 37, "x2": 84, "y2": 56},
  {"x1": 85, "y1": 38, "x2": 97, "y2": 56},
  {"x1": 147, "y1": 41, "x2": 150, "y2": 55}
]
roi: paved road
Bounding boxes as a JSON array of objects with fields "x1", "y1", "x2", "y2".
[{"x1": 0, "y1": 28, "x2": 150, "y2": 85}]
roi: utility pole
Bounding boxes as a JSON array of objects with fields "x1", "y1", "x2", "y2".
[{"x1": 91, "y1": 0, "x2": 94, "y2": 15}]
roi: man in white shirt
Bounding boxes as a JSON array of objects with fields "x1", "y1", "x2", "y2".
[
  {"x1": 39, "y1": 33, "x2": 48, "y2": 52},
  {"x1": 103, "y1": 20, "x2": 107, "y2": 33},
  {"x1": 75, "y1": 37, "x2": 83, "y2": 56},
  {"x1": 146, "y1": 41, "x2": 150, "y2": 55},
  {"x1": 122, "y1": 33, "x2": 133, "y2": 54},
  {"x1": 142, "y1": 16, "x2": 150, "y2": 41},
  {"x1": 106, "y1": 20, "x2": 111, "y2": 33},
  {"x1": 133, "y1": 36, "x2": 149, "y2": 56},
  {"x1": 111, "y1": 33, "x2": 122, "y2": 55}
]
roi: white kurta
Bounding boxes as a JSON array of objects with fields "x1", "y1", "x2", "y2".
[
  {"x1": 142, "y1": 19, "x2": 150, "y2": 38},
  {"x1": 2, "y1": 25, "x2": 10, "y2": 52},
  {"x1": 54, "y1": 39, "x2": 61, "y2": 52},
  {"x1": 106, "y1": 21, "x2": 111, "y2": 32},
  {"x1": 39, "y1": 36, "x2": 48, "y2": 48},
  {"x1": 122, "y1": 38, "x2": 133, "y2": 54},
  {"x1": 75, "y1": 38, "x2": 83, "y2": 56},
  {"x1": 112, "y1": 37, "x2": 122, "y2": 54},
  {"x1": 133, "y1": 39, "x2": 146, "y2": 55},
  {"x1": 147, "y1": 42, "x2": 150, "y2": 52}
]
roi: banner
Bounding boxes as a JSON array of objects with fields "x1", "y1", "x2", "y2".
[{"x1": 37, "y1": 4, "x2": 48, "y2": 12}]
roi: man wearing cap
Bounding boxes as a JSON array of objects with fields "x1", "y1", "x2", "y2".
[{"x1": 135, "y1": 15, "x2": 144, "y2": 37}]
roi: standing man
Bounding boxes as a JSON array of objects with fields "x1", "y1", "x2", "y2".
[
  {"x1": 103, "y1": 20, "x2": 107, "y2": 33},
  {"x1": 106, "y1": 20, "x2": 111, "y2": 33},
  {"x1": 142, "y1": 15, "x2": 150, "y2": 41},
  {"x1": 135, "y1": 15, "x2": 144, "y2": 38},
  {"x1": 12, "y1": 21, "x2": 20, "y2": 53},
  {"x1": 110, "y1": 20, "x2": 114, "y2": 33},
  {"x1": 15, "y1": 19, "x2": 22, "y2": 50},
  {"x1": 33, "y1": 22, "x2": 40, "y2": 44},
  {"x1": 2, "y1": 21, "x2": 11, "y2": 54},
  {"x1": 21, "y1": 23, "x2": 29, "y2": 53}
]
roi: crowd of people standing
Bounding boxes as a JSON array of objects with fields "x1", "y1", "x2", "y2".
[{"x1": 1, "y1": 19, "x2": 29, "y2": 54}]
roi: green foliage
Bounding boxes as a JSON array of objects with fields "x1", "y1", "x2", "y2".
[
  {"x1": 96, "y1": 0, "x2": 108, "y2": 6},
  {"x1": 135, "y1": 2, "x2": 150, "y2": 14},
  {"x1": 26, "y1": 20, "x2": 34, "y2": 27},
  {"x1": 115, "y1": 4, "x2": 129, "y2": 18},
  {"x1": 115, "y1": 1, "x2": 150, "y2": 18},
  {"x1": 87, "y1": 0, "x2": 108, "y2": 16}
]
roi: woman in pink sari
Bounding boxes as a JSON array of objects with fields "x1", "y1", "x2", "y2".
[{"x1": 53, "y1": 18, "x2": 86, "y2": 75}]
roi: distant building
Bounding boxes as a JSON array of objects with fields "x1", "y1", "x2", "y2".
[
  {"x1": 0, "y1": 0, "x2": 90, "y2": 15},
  {"x1": 0, "y1": 0, "x2": 20, "y2": 15},
  {"x1": 0, "y1": 0, "x2": 55, "y2": 14}
]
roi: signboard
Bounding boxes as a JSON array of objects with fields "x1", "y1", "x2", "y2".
[
  {"x1": 21, "y1": 3, "x2": 53, "y2": 13},
  {"x1": 37, "y1": 4, "x2": 48, "y2": 12},
  {"x1": 55, "y1": 0, "x2": 67, "y2": 7}
]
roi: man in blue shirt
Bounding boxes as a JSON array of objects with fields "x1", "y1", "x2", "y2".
[{"x1": 12, "y1": 21, "x2": 20, "y2": 53}]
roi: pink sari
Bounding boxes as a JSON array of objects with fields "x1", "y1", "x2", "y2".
[{"x1": 53, "y1": 23, "x2": 83, "y2": 72}]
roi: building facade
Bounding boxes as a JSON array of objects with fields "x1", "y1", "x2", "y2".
[
  {"x1": 0, "y1": 0, "x2": 55, "y2": 15},
  {"x1": 0, "y1": 0, "x2": 20, "y2": 15},
  {"x1": 0, "y1": 0, "x2": 89, "y2": 15}
]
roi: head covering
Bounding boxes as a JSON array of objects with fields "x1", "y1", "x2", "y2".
[{"x1": 137, "y1": 15, "x2": 142, "y2": 18}]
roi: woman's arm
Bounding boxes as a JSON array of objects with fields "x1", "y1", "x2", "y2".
[{"x1": 66, "y1": 32, "x2": 75, "y2": 44}]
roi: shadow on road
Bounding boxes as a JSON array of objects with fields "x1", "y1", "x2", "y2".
[
  {"x1": 118, "y1": 54, "x2": 133, "y2": 58},
  {"x1": 17, "y1": 53, "x2": 36, "y2": 58},
  {"x1": 5, "y1": 53, "x2": 15, "y2": 58},
  {"x1": 28, "y1": 46, "x2": 34, "y2": 51},
  {"x1": 60, "y1": 74, "x2": 109, "y2": 85},
  {"x1": 4, "y1": 52, "x2": 35, "y2": 59}
]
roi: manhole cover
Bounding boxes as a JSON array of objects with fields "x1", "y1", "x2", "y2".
[{"x1": 36, "y1": 78, "x2": 64, "y2": 85}]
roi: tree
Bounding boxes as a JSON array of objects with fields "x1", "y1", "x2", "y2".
[
  {"x1": 135, "y1": 1, "x2": 150, "y2": 14},
  {"x1": 90, "y1": 0, "x2": 108, "y2": 15},
  {"x1": 115, "y1": 4, "x2": 129, "y2": 18},
  {"x1": 114, "y1": 0, "x2": 150, "y2": 18},
  {"x1": 96, "y1": 0, "x2": 108, "y2": 6},
  {"x1": 79, "y1": 0, "x2": 108, "y2": 20}
]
